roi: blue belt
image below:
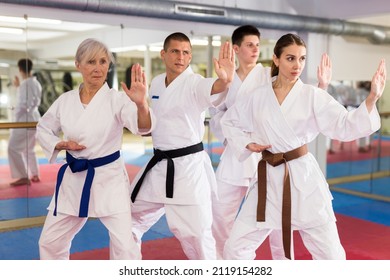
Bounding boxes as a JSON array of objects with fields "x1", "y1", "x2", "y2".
[{"x1": 54, "y1": 150, "x2": 120, "y2": 217}]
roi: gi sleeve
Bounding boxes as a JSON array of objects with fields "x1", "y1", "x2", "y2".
[
  {"x1": 118, "y1": 92, "x2": 156, "y2": 136},
  {"x1": 36, "y1": 98, "x2": 63, "y2": 163},
  {"x1": 208, "y1": 101, "x2": 228, "y2": 144},
  {"x1": 313, "y1": 87, "x2": 381, "y2": 141}
]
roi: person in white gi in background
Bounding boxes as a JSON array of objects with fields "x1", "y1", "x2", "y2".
[
  {"x1": 221, "y1": 33, "x2": 386, "y2": 260},
  {"x1": 8, "y1": 58, "x2": 42, "y2": 186},
  {"x1": 355, "y1": 81, "x2": 373, "y2": 152},
  {"x1": 209, "y1": 25, "x2": 333, "y2": 260},
  {"x1": 37, "y1": 38, "x2": 154, "y2": 260},
  {"x1": 130, "y1": 32, "x2": 235, "y2": 260}
]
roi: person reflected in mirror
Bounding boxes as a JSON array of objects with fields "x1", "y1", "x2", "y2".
[
  {"x1": 8, "y1": 58, "x2": 42, "y2": 186},
  {"x1": 125, "y1": 63, "x2": 135, "y2": 89},
  {"x1": 355, "y1": 81, "x2": 373, "y2": 152},
  {"x1": 62, "y1": 71, "x2": 73, "y2": 92}
]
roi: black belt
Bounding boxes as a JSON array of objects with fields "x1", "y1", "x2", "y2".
[{"x1": 131, "y1": 142, "x2": 204, "y2": 202}]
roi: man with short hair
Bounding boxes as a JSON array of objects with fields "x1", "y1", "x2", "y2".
[{"x1": 130, "y1": 32, "x2": 235, "y2": 260}]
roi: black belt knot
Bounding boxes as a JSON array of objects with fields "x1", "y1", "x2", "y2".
[{"x1": 131, "y1": 142, "x2": 204, "y2": 202}]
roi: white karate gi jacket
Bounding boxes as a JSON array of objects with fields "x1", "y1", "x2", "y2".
[
  {"x1": 8, "y1": 76, "x2": 42, "y2": 178},
  {"x1": 14, "y1": 76, "x2": 42, "y2": 122},
  {"x1": 131, "y1": 66, "x2": 223, "y2": 205},
  {"x1": 37, "y1": 83, "x2": 155, "y2": 217},
  {"x1": 210, "y1": 64, "x2": 271, "y2": 186},
  {"x1": 221, "y1": 78, "x2": 380, "y2": 229}
]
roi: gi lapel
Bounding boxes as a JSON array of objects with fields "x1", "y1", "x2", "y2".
[
  {"x1": 237, "y1": 64, "x2": 270, "y2": 100},
  {"x1": 151, "y1": 66, "x2": 194, "y2": 115},
  {"x1": 264, "y1": 79, "x2": 304, "y2": 151}
]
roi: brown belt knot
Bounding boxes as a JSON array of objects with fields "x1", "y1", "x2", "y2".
[{"x1": 257, "y1": 144, "x2": 308, "y2": 259}]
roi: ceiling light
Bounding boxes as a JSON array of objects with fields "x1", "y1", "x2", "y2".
[
  {"x1": 192, "y1": 39, "x2": 221, "y2": 46},
  {"x1": 111, "y1": 45, "x2": 162, "y2": 53},
  {"x1": 110, "y1": 46, "x2": 145, "y2": 53},
  {"x1": 0, "y1": 27, "x2": 23, "y2": 34},
  {"x1": 28, "y1": 17, "x2": 62, "y2": 25},
  {"x1": 0, "y1": 15, "x2": 61, "y2": 25},
  {"x1": 0, "y1": 15, "x2": 25, "y2": 23}
]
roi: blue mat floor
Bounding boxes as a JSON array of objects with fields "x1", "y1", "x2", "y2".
[
  {"x1": 0, "y1": 141, "x2": 389, "y2": 260},
  {"x1": 1, "y1": 191, "x2": 390, "y2": 260}
]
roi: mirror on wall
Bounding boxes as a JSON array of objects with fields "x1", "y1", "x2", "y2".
[
  {"x1": 0, "y1": 15, "x2": 30, "y2": 220},
  {"x1": 325, "y1": 80, "x2": 390, "y2": 198}
]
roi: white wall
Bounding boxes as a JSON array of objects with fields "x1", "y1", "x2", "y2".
[
  {"x1": 330, "y1": 36, "x2": 390, "y2": 81},
  {"x1": 329, "y1": 35, "x2": 390, "y2": 133}
]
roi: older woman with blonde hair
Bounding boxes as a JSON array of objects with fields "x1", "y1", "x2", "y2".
[{"x1": 37, "y1": 38, "x2": 155, "y2": 260}]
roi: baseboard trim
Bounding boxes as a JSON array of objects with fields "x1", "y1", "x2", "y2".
[{"x1": 0, "y1": 216, "x2": 46, "y2": 232}]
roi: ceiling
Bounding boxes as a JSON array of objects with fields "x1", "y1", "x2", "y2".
[{"x1": 1, "y1": 0, "x2": 390, "y2": 63}]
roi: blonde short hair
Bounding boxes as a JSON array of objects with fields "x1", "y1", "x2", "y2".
[{"x1": 75, "y1": 38, "x2": 115, "y2": 65}]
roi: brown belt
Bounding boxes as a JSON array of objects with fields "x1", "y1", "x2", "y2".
[{"x1": 257, "y1": 144, "x2": 308, "y2": 259}]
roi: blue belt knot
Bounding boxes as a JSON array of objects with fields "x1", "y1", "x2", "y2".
[{"x1": 53, "y1": 150, "x2": 120, "y2": 217}]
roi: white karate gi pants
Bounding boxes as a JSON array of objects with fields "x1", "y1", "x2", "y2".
[
  {"x1": 211, "y1": 179, "x2": 290, "y2": 260},
  {"x1": 131, "y1": 200, "x2": 216, "y2": 260},
  {"x1": 357, "y1": 136, "x2": 371, "y2": 148},
  {"x1": 223, "y1": 185, "x2": 346, "y2": 260},
  {"x1": 39, "y1": 210, "x2": 141, "y2": 260},
  {"x1": 8, "y1": 128, "x2": 39, "y2": 178}
]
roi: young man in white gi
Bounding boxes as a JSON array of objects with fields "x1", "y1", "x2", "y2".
[
  {"x1": 130, "y1": 32, "x2": 235, "y2": 260},
  {"x1": 221, "y1": 33, "x2": 386, "y2": 260},
  {"x1": 209, "y1": 25, "x2": 332, "y2": 259}
]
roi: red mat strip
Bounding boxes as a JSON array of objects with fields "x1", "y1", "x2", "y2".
[
  {"x1": 70, "y1": 214, "x2": 390, "y2": 260},
  {"x1": 0, "y1": 164, "x2": 141, "y2": 200}
]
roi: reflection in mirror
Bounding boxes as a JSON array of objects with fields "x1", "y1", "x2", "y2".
[
  {"x1": 0, "y1": 14, "x2": 29, "y2": 220},
  {"x1": 325, "y1": 80, "x2": 390, "y2": 201}
]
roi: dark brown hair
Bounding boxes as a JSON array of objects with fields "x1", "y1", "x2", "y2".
[
  {"x1": 271, "y1": 33, "x2": 306, "y2": 77},
  {"x1": 17, "y1": 58, "x2": 33, "y2": 74},
  {"x1": 231, "y1": 25, "x2": 260, "y2": 46},
  {"x1": 163, "y1": 32, "x2": 192, "y2": 51}
]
